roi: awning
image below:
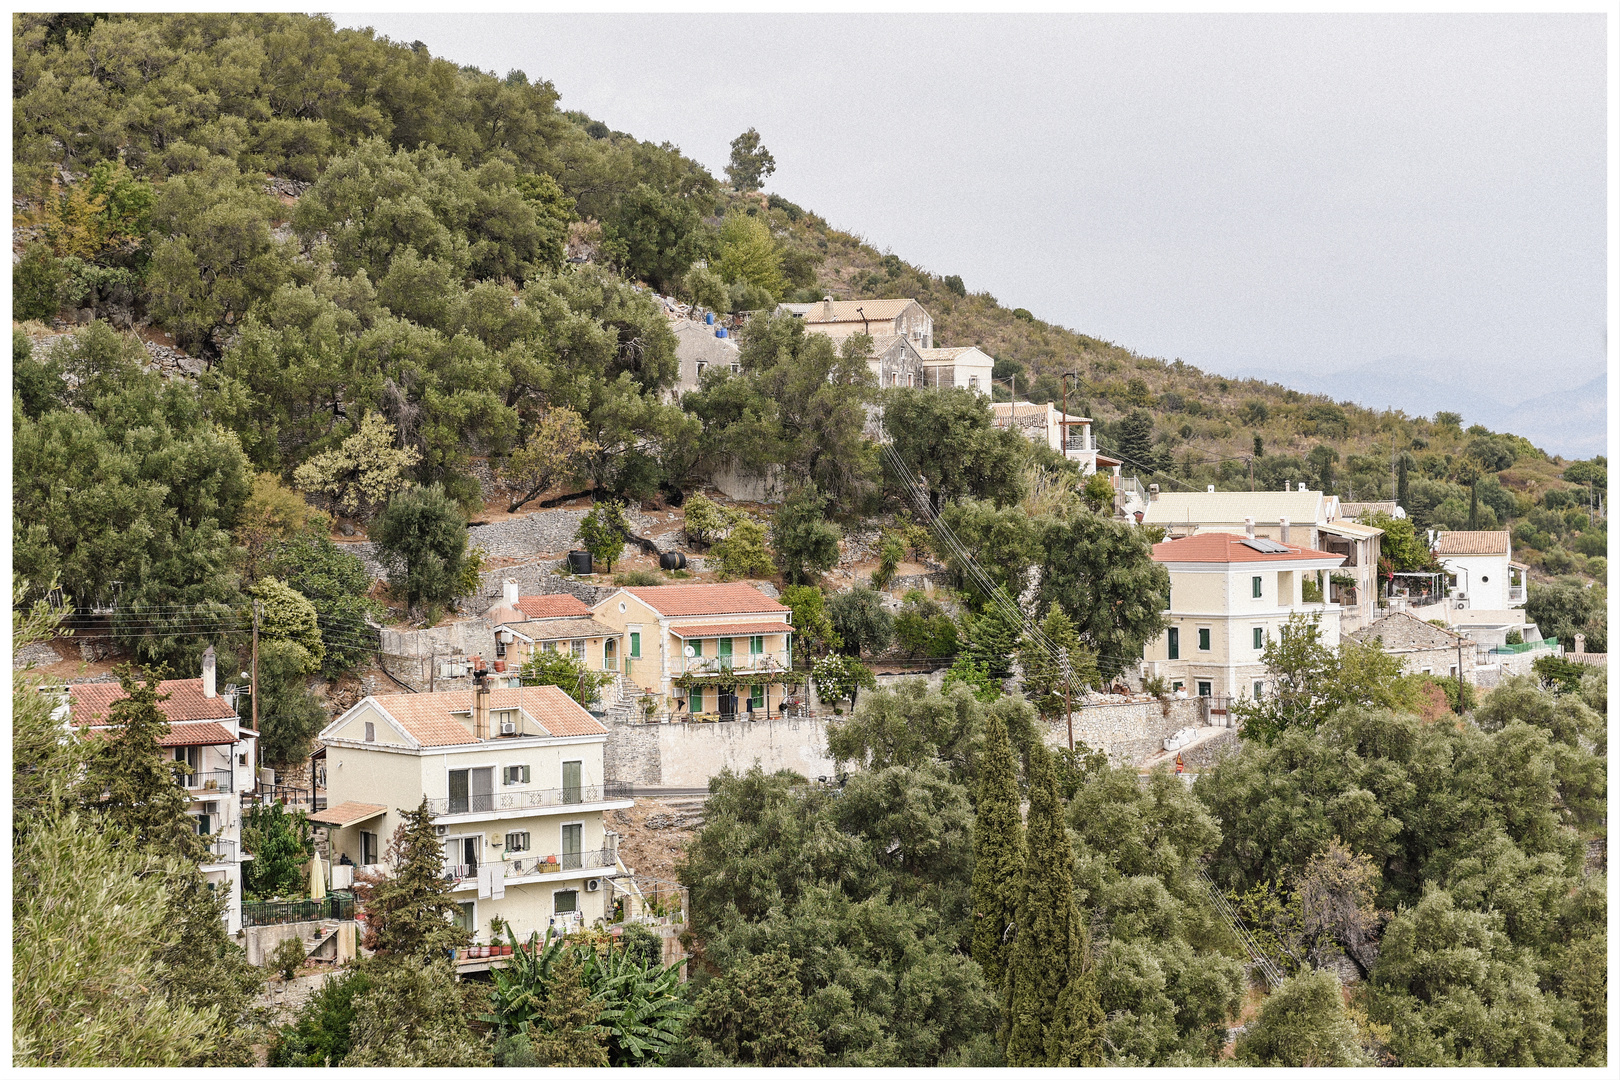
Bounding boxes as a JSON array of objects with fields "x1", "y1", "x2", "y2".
[
  {"x1": 1320, "y1": 520, "x2": 1382, "y2": 540},
  {"x1": 308, "y1": 801, "x2": 387, "y2": 828},
  {"x1": 668, "y1": 621, "x2": 792, "y2": 639}
]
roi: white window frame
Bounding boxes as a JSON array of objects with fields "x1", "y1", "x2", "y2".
[
  {"x1": 505, "y1": 830, "x2": 531, "y2": 853},
  {"x1": 360, "y1": 829, "x2": 379, "y2": 866},
  {"x1": 553, "y1": 888, "x2": 579, "y2": 915},
  {"x1": 503, "y1": 763, "x2": 531, "y2": 786}
]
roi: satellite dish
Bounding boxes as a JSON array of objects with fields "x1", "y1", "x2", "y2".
[{"x1": 683, "y1": 645, "x2": 695, "y2": 657}]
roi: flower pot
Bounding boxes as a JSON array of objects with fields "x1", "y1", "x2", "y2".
[{"x1": 502, "y1": 944, "x2": 513, "y2": 956}]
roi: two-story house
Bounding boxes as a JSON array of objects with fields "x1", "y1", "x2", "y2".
[
  {"x1": 69, "y1": 647, "x2": 255, "y2": 932},
  {"x1": 312, "y1": 678, "x2": 633, "y2": 942},
  {"x1": 990, "y1": 400, "x2": 1121, "y2": 479},
  {"x1": 1431, "y1": 530, "x2": 1527, "y2": 612},
  {"x1": 1142, "y1": 531, "x2": 1346, "y2": 701},
  {"x1": 1140, "y1": 486, "x2": 1383, "y2": 630},
  {"x1": 917, "y1": 346, "x2": 996, "y2": 394},
  {"x1": 779, "y1": 296, "x2": 933, "y2": 349},
  {"x1": 590, "y1": 583, "x2": 794, "y2": 719},
  {"x1": 669, "y1": 319, "x2": 742, "y2": 396}
]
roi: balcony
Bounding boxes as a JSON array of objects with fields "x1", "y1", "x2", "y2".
[
  {"x1": 444, "y1": 846, "x2": 618, "y2": 884},
  {"x1": 1507, "y1": 585, "x2": 1526, "y2": 603},
  {"x1": 676, "y1": 649, "x2": 793, "y2": 680},
  {"x1": 426, "y1": 781, "x2": 633, "y2": 819},
  {"x1": 200, "y1": 835, "x2": 237, "y2": 864},
  {"x1": 182, "y1": 769, "x2": 234, "y2": 794}
]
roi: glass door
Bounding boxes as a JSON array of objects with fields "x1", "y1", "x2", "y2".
[{"x1": 469, "y1": 767, "x2": 493, "y2": 813}]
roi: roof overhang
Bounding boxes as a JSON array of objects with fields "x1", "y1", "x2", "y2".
[{"x1": 308, "y1": 802, "x2": 388, "y2": 828}]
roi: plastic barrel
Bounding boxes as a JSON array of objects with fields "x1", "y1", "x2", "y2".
[
  {"x1": 704, "y1": 312, "x2": 714, "y2": 325},
  {"x1": 715, "y1": 327, "x2": 727, "y2": 338},
  {"x1": 659, "y1": 551, "x2": 688, "y2": 571},
  {"x1": 568, "y1": 550, "x2": 593, "y2": 575}
]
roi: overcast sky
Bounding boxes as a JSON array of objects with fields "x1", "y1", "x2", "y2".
[{"x1": 338, "y1": 13, "x2": 1607, "y2": 453}]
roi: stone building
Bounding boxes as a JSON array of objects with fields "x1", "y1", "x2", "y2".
[{"x1": 1347, "y1": 610, "x2": 1477, "y2": 682}]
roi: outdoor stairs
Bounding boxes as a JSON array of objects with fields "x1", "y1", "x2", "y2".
[{"x1": 600, "y1": 672, "x2": 644, "y2": 724}]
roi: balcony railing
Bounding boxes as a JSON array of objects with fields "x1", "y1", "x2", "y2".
[
  {"x1": 443, "y1": 846, "x2": 617, "y2": 883},
  {"x1": 426, "y1": 781, "x2": 633, "y2": 818},
  {"x1": 182, "y1": 769, "x2": 234, "y2": 793},
  {"x1": 1507, "y1": 586, "x2": 1526, "y2": 603},
  {"x1": 242, "y1": 890, "x2": 355, "y2": 927},
  {"x1": 676, "y1": 650, "x2": 793, "y2": 679},
  {"x1": 200, "y1": 835, "x2": 237, "y2": 864}
]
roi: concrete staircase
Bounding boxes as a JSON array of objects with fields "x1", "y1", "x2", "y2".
[{"x1": 599, "y1": 672, "x2": 646, "y2": 724}]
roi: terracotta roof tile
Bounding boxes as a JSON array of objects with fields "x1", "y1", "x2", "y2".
[
  {"x1": 370, "y1": 685, "x2": 607, "y2": 746},
  {"x1": 1433, "y1": 531, "x2": 1510, "y2": 556},
  {"x1": 621, "y1": 584, "x2": 790, "y2": 618},
  {"x1": 782, "y1": 298, "x2": 921, "y2": 324},
  {"x1": 668, "y1": 620, "x2": 793, "y2": 638},
  {"x1": 82, "y1": 720, "x2": 239, "y2": 747},
  {"x1": 507, "y1": 616, "x2": 619, "y2": 641},
  {"x1": 1152, "y1": 534, "x2": 1345, "y2": 565},
  {"x1": 309, "y1": 801, "x2": 388, "y2": 827},
  {"x1": 70, "y1": 678, "x2": 238, "y2": 726},
  {"x1": 514, "y1": 594, "x2": 591, "y2": 619}
]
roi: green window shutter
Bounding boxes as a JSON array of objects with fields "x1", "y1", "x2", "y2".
[
  {"x1": 1167, "y1": 627, "x2": 1179, "y2": 659},
  {"x1": 751, "y1": 684, "x2": 764, "y2": 709},
  {"x1": 1253, "y1": 627, "x2": 1264, "y2": 649},
  {"x1": 751, "y1": 635, "x2": 764, "y2": 655},
  {"x1": 629, "y1": 631, "x2": 640, "y2": 658},
  {"x1": 1252, "y1": 576, "x2": 1263, "y2": 598},
  {"x1": 690, "y1": 639, "x2": 702, "y2": 657},
  {"x1": 1198, "y1": 628, "x2": 1211, "y2": 651}
]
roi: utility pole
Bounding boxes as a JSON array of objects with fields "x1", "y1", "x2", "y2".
[
  {"x1": 251, "y1": 600, "x2": 260, "y2": 732},
  {"x1": 1060, "y1": 647, "x2": 1074, "y2": 753},
  {"x1": 1249, "y1": 455, "x2": 1254, "y2": 492},
  {"x1": 1456, "y1": 637, "x2": 1466, "y2": 708}
]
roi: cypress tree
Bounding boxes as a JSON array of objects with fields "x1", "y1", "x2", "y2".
[
  {"x1": 1003, "y1": 741, "x2": 1102, "y2": 1066},
  {"x1": 363, "y1": 799, "x2": 471, "y2": 960},
  {"x1": 971, "y1": 707, "x2": 1023, "y2": 995}
]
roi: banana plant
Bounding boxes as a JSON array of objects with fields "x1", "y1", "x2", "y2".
[{"x1": 578, "y1": 944, "x2": 691, "y2": 1066}]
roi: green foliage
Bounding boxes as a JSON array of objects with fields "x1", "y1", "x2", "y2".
[
  {"x1": 270, "y1": 527, "x2": 383, "y2": 676},
  {"x1": 250, "y1": 576, "x2": 325, "y2": 669},
  {"x1": 711, "y1": 514, "x2": 776, "y2": 580},
  {"x1": 1036, "y1": 510, "x2": 1170, "y2": 677},
  {"x1": 12, "y1": 577, "x2": 82, "y2": 837},
  {"x1": 269, "y1": 966, "x2": 375, "y2": 1067},
  {"x1": 519, "y1": 647, "x2": 613, "y2": 707},
  {"x1": 942, "y1": 655, "x2": 1002, "y2": 703},
  {"x1": 679, "y1": 492, "x2": 726, "y2": 548},
  {"x1": 826, "y1": 586, "x2": 894, "y2": 657},
  {"x1": 892, "y1": 591, "x2": 960, "y2": 658},
  {"x1": 242, "y1": 802, "x2": 315, "y2": 898},
  {"x1": 1081, "y1": 471, "x2": 1115, "y2": 512},
  {"x1": 780, "y1": 583, "x2": 841, "y2": 656},
  {"x1": 772, "y1": 482, "x2": 842, "y2": 584},
  {"x1": 502, "y1": 407, "x2": 596, "y2": 512},
  {"x1": 685, "y1": 948, "x2": 822, "y2": 1066},
  {"x1": 871, "y1": 529, "x2": 905, "y2": 590},
  {"x1": 620, "y1": 922, "x2": 663, "y2": 967},
  {"x1": 1236, "y1": 968, "x2": 1370, "y2": 1066},
  {"x1": 79, "y1": 664, "x2": 202, "y2": 859},
  {"x1": 576, "y1": 499, "x2": 628, "y2": 574},
  {"x1": 614, "y1": 568, "x2": 663, "y2": 587},
  {"x1": 372, "y1": 483, "x2": 472, "y2": 610},
  {"x1": 291, "y1": 412, "x2": 422, "y2": 520},
  {"x1": 578, "y1": 940, "x2": 692, "y2": 1065},
  {"x1": 271, "y1": 936, "x2": 309, "y2": 981},
  {"x1": 714, "y1": 212, "x2": 784, "y2": 300},
  {"x1": 1005, "y1": 741, "x2": 1102, "y2": 1066},
  {"x1": 605, "y1": 183, "x2": 711, "y2": 292},
  {"x1": 1526, "y1": 576, "x2": 1605, "y2": 652},
  {"x1": 811, "y1": 652, "x2": 876, "y2": 707},
  {"x1": 959, "y1": 601, "x2": 1023, "y2": 682},
  {"x1": 344, "y1": 957, "x2": 492, "y2": 1066},
  {"x1": 481, "y1": 931, "x2": 609, "y2": 1066},
  {"x1": 724, "y1": 127, "x2": 776, "y2": 191},
  {"x1": 12, "y1": 814, "x2": 227, "y2": 1065},
  {"x1": 361, "y1": 800, "x2": 471, "y2": 961},
  {"x1": 1233, "y1": 613, "x2": 1416, "y2": 744},
  {"x1": 14, "y1": 243, "x2": 67, "y2": 320},
  {"x1": 1018, "y1": 604, "x2": 1101, "y2": 719},
  {"x1": 970, "y1": 706, "x2": 1023, "y2": 994},
  {"x1": 883, "y1": 386, "x2": 1027, "y2": 509}
]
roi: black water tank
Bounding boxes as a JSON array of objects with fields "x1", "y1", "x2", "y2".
[
  {"x1": 659, "y1": 551, "x2": 687, "y2": 571},
  {"x1": 568, "y1": 550, "x2": 593, "y2": 575}
]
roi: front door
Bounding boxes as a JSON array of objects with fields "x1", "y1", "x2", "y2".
[
  {"x1": 450, "y1": 767, "x2": 494, "y2": 814},
  {"x1": 718, "y1": 688, "x2": 738, "y2": 717},
  {"x1": 603, "y1": 637, "x2": 616, "y2": 671}
]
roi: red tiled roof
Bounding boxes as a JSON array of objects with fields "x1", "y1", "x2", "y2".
[
  {"x1": 69, "y1": 678, "x2": 238, "y2": 726},
  {"x1": 369, "y1": 685, "x2": 607, "y2": 747},
  {"x1": 515, "y1": 594, "x2": 591, "y2": 619},
  {"x1": 621, "y1": 584, "x2": 790, "y2": 618},
  {"x1": 668, "y1": 620, "x2": 793, "y2": 639},
  {"x1": 82, "y1": 720, "x2": 239, "y2": 747},
  {"x1": 1152, "y1": 534, "x2": 1345, "y2": 565},
  {"x1": 1433, "y1": 531, "x2": 1510, "y2": 556}
]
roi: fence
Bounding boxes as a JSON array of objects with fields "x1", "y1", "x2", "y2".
[
  {"x1": 241, "y1": 890, "x2": 355, "y2": 927},
  {"x1": 426, "y1": 782, "x2": 633, "y2": 817},
  {"x1": 443, "y1": 847, "x2": 617, "y2": 883},
  {"x1": 1491, "y1": 638, "x2": 1559, "y2": 655}
]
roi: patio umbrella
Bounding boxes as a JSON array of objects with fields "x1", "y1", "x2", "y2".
[{"x1": 309, "y1": 852, "x2": 326, "y2": 901}]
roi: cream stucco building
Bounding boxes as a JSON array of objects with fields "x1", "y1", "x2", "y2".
[
  {"x1": 1142, "y1": 532, "x2": 1346, "y2": 702},
  {"x1": 590, "y1": 583, "x2": 796, "y2": 720},
  {"x1": 313, "y1": 680, "x2": 633, "y2": 943}
]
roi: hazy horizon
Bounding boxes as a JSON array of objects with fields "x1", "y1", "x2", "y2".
[{"x1": 337, "y1": 13, "x2": 1607, "y2": 457}]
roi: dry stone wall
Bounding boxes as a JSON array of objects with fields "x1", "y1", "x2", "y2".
[
  {"x1": 1038, "y1": 696, "x2": 1208, "y2": 765},
  {"x1": 604, "y1": 716, "x2": 835, "y2": 787}
]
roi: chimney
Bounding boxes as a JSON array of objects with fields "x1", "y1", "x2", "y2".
[
  {"x1": 502, "y1": 580, "x2": 519, "y2": 607},
  {"x1": 1574, "y1": 633, "x2": 1585, "y2": 655},
  {"x1": 1282, "y1": 481, "x2": 1290, "y2": 493},
  {"x1": 821, "y1": 296, "x2": 835, "y2": 321},
  {"x1": 1207, "y1": 485, "x2": 1216, "y2": 493},
  {"x1": 1298, "y1": 482, "x2": 1307, "y2": 492},
  {"x1": 472, "y1": 659, "x2": 491, "y2": 741},
  {"x1": 1244, "y1": 516, "x2": 1255, "y2": 538},
  {"x1": 201, "y1": 646, "x2": 217, "y2": 698},
  {"x1": 1279, "y1": 516, "x2": 1291, "y2": 543},
  {"x1": 1148, "y1": 483, "x2": 1160, "y2": 501}
]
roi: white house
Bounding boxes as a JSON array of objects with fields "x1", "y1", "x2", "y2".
[
  {"x1": 313, "y1": 678, "x2": 634, "y2": 942},
  {"x1": 918, "y1": 346, "x2": 995, "y2": 394},
  {"x1": 1431, "y1": 530, "x2": 1527, "y2": 612},
  {"x1": 69, "y1": 647, "x2": 256, "y2": 933},
  {"x1": 1141, "y1": 531, "x2": 1346, "y2": 703}
]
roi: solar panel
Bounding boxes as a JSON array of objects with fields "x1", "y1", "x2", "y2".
[{"x1": 1240, "y1": 538, "x2": 1292, "y2": 554}]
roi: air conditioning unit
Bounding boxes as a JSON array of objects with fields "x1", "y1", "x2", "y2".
[
  {"x1": 585, "y1": 878, "x2": 601, "y2": 892},
  {"x1": 500, "y1": 720, "x2": 516, "y2": 736},
  {"x1": 202, "y1": 801, "x2": 219, "y2": 815},
  {"x1": 435, "y1": 825, "x2": 448, "y2": 836}
]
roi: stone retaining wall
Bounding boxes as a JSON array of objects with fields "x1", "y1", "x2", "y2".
[
  {"x1": 1039, "y1": 696, "x2": 1209, "y2": 765},
  {"x1": 1176, "y1": 728, "x2": 1242, "y2": 768},
  {"x1": 604, "y1": 715, "x2": 835, "y2": 787}
]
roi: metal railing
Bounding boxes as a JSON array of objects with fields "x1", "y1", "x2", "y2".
[
  {"x1": 1507, "y1": 586, "x2": 1526, "y2": 603},
  {"x1": 241, "y1": 890, "x2": 355, "y2": 927},
  {"x1": 1492, "y1": 637, "x2": 1559, "y2": 656},
  {"x1": 443, "y1": 847, "x2": 617, "y2": 882},
  {"x1": 676, "y1": 650, "x2": 793, "y2": 678},
  {"x1": 427, "y1": 781, "x2": 633, "y2": 817},
  {"x1": 182, "y1": 769, "x2": 234, "y2": 793},
  {"x1": 200, "y1": 835, "x2": 237, "y2": 863}
]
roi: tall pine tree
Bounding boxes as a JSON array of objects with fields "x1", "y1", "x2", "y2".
[
  {"x1": 362, "y1": 799, "x2": 470, "y2": 960},
  {"x1": 79, "y1": 663, "x2": 201, "y2": 859},
  {"x1": 1003, "y1": 741, "x2": 1102, "y2": 1065},
  {"x1": 971, "y1": 707, "x2": 1023, "y2": 997}
]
